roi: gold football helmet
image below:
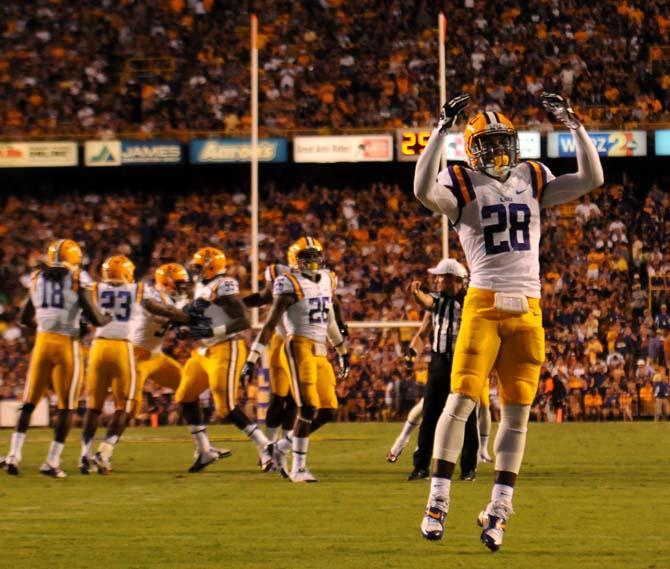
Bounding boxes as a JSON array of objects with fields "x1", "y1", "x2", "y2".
[
  {"x1": 464, "y1": 112, "x2": 519, "y2": 178},
  {"x1": 101, "y1": 255, "x2": 135, "y2": 284},
  {"x1": 155, "y1": 263, "x2": 189, "y2": 295},
  {"x1": 287, "y1": 236, "x2": 323, "y2": 275},
  {"x1": 192, "y1": 247, "x2": 226, "y2": 281},
  {"x1": 46, "y1": 239, "x2": 82, "y2": 269}
]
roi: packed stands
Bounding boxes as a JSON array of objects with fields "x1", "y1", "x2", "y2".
[
  {"x1": 1, "y1": 1, "x2": 669, "y2": 137},
  {"x1": 1, "y1": 171, "x2": 668, "y2": 422}
]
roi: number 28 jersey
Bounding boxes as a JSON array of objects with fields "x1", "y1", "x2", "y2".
[
  {"x1": 438, "y1": 161, "x2": 554, "y2": 298},
  {"x1": 273, "y1": 269, "x2": 336, "y2": 344}
]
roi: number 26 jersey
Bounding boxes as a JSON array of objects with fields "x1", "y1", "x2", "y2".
[
  {"x1": 273, "y1": 269, "x2": 336, "y2": 344},
  {"x1": 438, "y1": 161, "x2": 555, "y2": 298}
]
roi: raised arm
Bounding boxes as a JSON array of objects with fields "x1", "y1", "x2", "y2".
[
  {"x1": 143, "y1": 298, "x2": 191, "y2": 324},
  {"x1": 413, "y1": 94, "x2": 470, "y2": 222},
  {"x1": 539, "y1": 92, "x2": 604, "y2": 208}
]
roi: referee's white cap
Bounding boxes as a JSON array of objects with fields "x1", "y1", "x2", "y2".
[{"x1": 427, "y1": 258, "x2": 468, "y2": 279}]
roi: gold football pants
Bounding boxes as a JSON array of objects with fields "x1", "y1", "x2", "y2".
[
  {"x1": 86, "y1": 338, "x2": 136, "y2": 412},
  {"x1": 175, "y1": 339, "x2": 246, "y2": 417},
  {"x1": 269, "y1": 332, "x2": 291, "y2": 397},
  {"x1": 128, "y1": 346, "x2": 182, "y2": 417},
  {"x1": 23, "y1": 332, "x2": 83, "y2": 410},
  {"x1": 451, "y1": 288, "x2": 545, "y2": 406},
  {"x1": 284, "y1": 335, "x2": 337, "y2": 409}
]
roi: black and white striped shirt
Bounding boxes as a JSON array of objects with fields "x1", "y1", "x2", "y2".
[{"x1": 430, "y1": 289, "x2": 465, "y2": 355}]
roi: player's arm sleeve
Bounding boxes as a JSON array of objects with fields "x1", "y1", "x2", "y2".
[
  {"x1": 540, "y1": 126, "x2": 604, "y2": 208},
  {"x1": 413, "y1": 128, "x2": 459, "y2": 222}
]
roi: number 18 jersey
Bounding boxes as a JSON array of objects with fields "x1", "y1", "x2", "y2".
[
  {"x1": 273, "y1": 269, "x2": 336, "y2": 344},
  {"x1": 29, "y1": 269, "x2": 89, "y2": 337},
  {"x1": 438, "y1": 161, "x2": 554, "y2": 298}
]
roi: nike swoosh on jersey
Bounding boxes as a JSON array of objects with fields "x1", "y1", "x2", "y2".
[{"x1": 515, "y1": 189, "x2": 527, "y2": 194}]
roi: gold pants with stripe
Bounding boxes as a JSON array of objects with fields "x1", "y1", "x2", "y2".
[
  {"x1": 284, "y1": 335, "x2": 337, "y2": 409},
  {"x1": 451, "y1": 288, "x2": 545, "y2": 406},
  {"x1": 128, "y1": 346, "x2": 182, "y2": 417},
  {"x1": 175, "y1": 339, "x2": 246, "y2": 417},
  {"x1": 23, "y1": 332, "x2": 83, "y2": 410},
  {"x1": 479, "y1": 382, "x2": 490, "y2": 408},
  {"x1": 86, "y1": 338, "x2": 137, "y2": 412},
  {"x1": 269, "y1": 332, "x2": 291, "y2": 397}
]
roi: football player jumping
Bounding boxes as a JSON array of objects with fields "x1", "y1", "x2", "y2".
[{"x1": 414, "y1": 93, "x2": 603, "y2": 551}]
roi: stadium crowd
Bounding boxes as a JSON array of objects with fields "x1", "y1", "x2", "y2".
[
  {"x1": 0, "y1": 171, "x2": 669, "y2": 424},
  {"x1": 1, "y1": 0, "x2": 669, "y2": 137}
]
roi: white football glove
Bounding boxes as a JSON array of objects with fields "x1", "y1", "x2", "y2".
[{"x1": 540, "y1": 91, "x2": 581, "y2": 130}]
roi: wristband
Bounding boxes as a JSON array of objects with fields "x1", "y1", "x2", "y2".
[
  {"x1": 212, "y1": 323, "x2": 227, "y2": 337},
  {"x1": 247, "y1": 341, "x2": 267, "y2": 364}
]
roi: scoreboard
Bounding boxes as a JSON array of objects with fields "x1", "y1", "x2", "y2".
[{"x1": 395, "y1": 129, "x2": 541, "y2": 162}]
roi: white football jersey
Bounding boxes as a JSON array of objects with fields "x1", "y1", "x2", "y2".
[
  {"x1": 128, "y1": 284, "x2": 173, "y2": 352},
  {"x1": 93, "y1": 282, "x2": 144, "y2": 340},
  {"x1": 29, "y1": 268, "x2": 89, "y2": 337},
  {"x1": 196, "y1": 275, "x2": 241, "y2": 346},
  {"x1": 438, "y1": 161, "x2": 554, "y2": 298},
  {"x1": 264, "y1": 263, "x2": 291, "y2": 338},
  {"x1": 273, "y1": 269, "x2": 337, "y2": 344}
]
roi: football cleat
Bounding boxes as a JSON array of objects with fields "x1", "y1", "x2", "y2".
[
  {"x1": 386, "y1": 450, "x2": 400, "y2": 463},
  {"x1": 94, "y1": 451, "x2": 113, "y2": 475},
  {"x1": 0, "y1": 455, "x2": 6, "y2": 468},
  {"x1": 289, "y1": 467, "x2": 318, "y2": 483},
  {"x1": 266, "y1": 442, "x2": 288, "y2": 477},
  {"x1": 460, "y1": 469, "x2": 477, "y2": 481},
  {"x1": 40, "y1": 462, "x2": 67, "y2": 479},
  {"x1": 407, "y1": 467, "x2": 430, "y2": 481},
  {"x1": 211, "y1": 446, "x2": 232, "y2": 460},
  {"x1": 479, "y1": 500, "x2": 514, "y2": 552},
  {"x1": 79, "y1": 455, "x2": 95, "y2": 475},
  {"x1": 387, "y1": 436, "x2": 410, "y2": 463},
  {"x1": 5, "y1": 455, "x2": 19, "y2": 476},
  {"x1": 258, "y1": 445, "x2": 274, "y2": 473},
  {"x1": 420, "y1": 497, "x2": 449, "y2": 541},
  {"x1": 188, "y1": 449, "x2": 220, "y2": 473}
]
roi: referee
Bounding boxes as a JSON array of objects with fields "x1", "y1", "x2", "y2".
[{"x1": 406, "y1": 259, "x2": 479, "y2": 481}]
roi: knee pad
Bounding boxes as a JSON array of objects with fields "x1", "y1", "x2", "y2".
[
  {"x1": 20, "y1": 403, "x2": 36, "y2": 414},
  {"x1": 494, "y1": 404, "x2": 531, "y2": 475},
  {"x1": 433, "y1": 394, "x2": 477, "y2": 463},
  {"x1": 299, "y1": 405, "x2": 317, "y2": 422}
]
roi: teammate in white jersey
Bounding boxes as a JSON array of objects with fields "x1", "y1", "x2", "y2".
[
  {"x1": 4, "y1": 239, "x2": 111, "y2": 478},
  {"x1": 175, "y1": 247, "x2": 272, "y2": 473},
  {"x1": 80, "y1": 255, "x2": 145, "y2": 474},
  {"x1": 241, "y1": 237, "x2": 350, "y2": 482},
  {"x1": 414, "y1": 92, "x2": 603, "y2": 550}
]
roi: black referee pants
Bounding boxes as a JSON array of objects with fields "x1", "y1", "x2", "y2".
[{"x1": 412, "y1": 352, "x2": 479, "y2": 473}]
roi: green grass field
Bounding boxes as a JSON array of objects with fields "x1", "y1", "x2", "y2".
[{"x1": 1, "y1": 422, "x2": 668, "y2": 569}]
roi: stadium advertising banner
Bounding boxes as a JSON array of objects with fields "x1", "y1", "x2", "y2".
[
  {"x1": 0, "y1": 141, "x2": 78, "y2": 167},
  {"x1": 120, "y1": 140, "x2": 182, "y2": 165},
  {"x1": 85, "y1": 140, "x2": 122, "y2": 166},
  {"x1": 395, "y1": 130, "x2": 541, "y2": 162},
  {"x1": 655, "y1": 130, "x2": 670, "y2": 156},
  {"x1": 190, "y1": 138, "x2": 288, "y2": 163},
  {"x1": 293, "y1": 135, "x2": 394, "y2": 163},
  {"x1": 547, "y1": 131, "x2": 647, "y2": 157}
]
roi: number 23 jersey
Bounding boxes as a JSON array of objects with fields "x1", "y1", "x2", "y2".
[
  {"x1": 438, "y1": 161, "x2": 554, "y2": 298},
  {"x1": 273, "y1": 269, "x2": 336, "y2": 344},
  {"x1": 93, "y1": 282, "x2": 143, "y2": 340}
]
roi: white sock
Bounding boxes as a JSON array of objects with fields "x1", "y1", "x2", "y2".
[
  {"x1": 81, "y1": 438, "x2": 93, "y2": 458},
  {"x1": 480, "y1": 434, "x2": 490, "y2": 453},
  {"x1": 277, "y1": 433, "x2": 293, "y2": 453},
  {"x1": 189, "y1": 425, "x2": 211, "y2": 454},
  {"x1": 291, "y1": 436, "x2": 309, "y2": 472},
  {"x1": 429, "y1": 476, "x2": 451, "y2": 503},
  {"x1": 46, "y1": 441, "x2": 64, "y2": 467},
  {"x1": 282, "y1": 428, "x2": 292, "y2": 439},
  {"x1": 398, "y1": 419, "x2": 419, "y2": 442},
  {"x1": 104, "y1": 434, "x2": 120, "y2": 446},
  {"x1": 491, "y1": 483, "x2": 514, "y2": 505},
  {"x1": 243, "y1": 423, "x2": 268, "y2": 450},
  {"x1": 98, "y1": 441, "x2": 115, "y2": 460},
  {"x1": 265, "y1": 426, "x2": 279, "y2": 442},
  {"x1": 9, "y1": 432, "x2": 26, "y2": 461}
]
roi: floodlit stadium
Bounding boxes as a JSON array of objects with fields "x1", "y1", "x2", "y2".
[{"x1": 0, "y1": 2, "x2": 669, "y2": 567}]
